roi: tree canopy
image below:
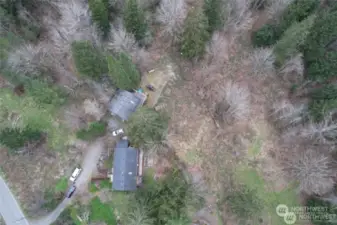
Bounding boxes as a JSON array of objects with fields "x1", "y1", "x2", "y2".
[
  {"x1": 127, "y1": 106, "x2": 168, "y2": 148},
  {"x1": 71, "y1": 41, "x2": 108, "y2": 79},
  {"x1": 107, "y1": 53, "x2": 140, "y2": 90},
  {"x1": 180, "y1": 7, "x2": 210, "y2": 58}
]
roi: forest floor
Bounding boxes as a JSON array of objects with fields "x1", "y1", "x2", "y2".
[{"x1": 148, "y1": 31, "x2": 301, "y2": 224}]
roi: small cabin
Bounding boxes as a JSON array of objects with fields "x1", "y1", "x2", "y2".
[{"x1": 111, "y1": 140, "x2": 143, "y2": 191}]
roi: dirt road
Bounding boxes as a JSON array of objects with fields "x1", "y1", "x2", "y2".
[{"x1": 1, "y1": 139, "x2": 105, "y2": 225}]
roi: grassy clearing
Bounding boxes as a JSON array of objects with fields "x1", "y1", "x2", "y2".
[
  {"x1": 235, "y1": 167, "x2": 298, "y2": 225},
  {"x1": 54, "y1": 177, "x2": 68, "y2": 193},
  {"x1": 248, "y1": 137, "x2": 263, "y2": 157},
  {"x1": 89, "y1": 182, "x2": 99, "y2": 193},
  {"x1": 76, "y1": 121, "x2": 107, "y2": 141},
  {"x1": 90, "y1": 197, "x2": 117, "y2": 225},
  {"x1": 142, "y1": 168, "x2": 156, "y2": 188},
  {"x1": 104, "y1": 154, "x2": 114, "y2": 169},
  {"x1": 110, "y1": 191, "x2": 130, "y2": 220},
  {"x1": 89, "y1": 179, "x2": 111, "y2": 193}
]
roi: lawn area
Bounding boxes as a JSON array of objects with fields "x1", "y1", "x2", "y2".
[
  {"x1": 142, "y1": 167, "x2": 156, "y2": 188},
  {"x1": 236, "y1": 167, "x2": 298, "y2": 225},
  {"x1": 54, "y1": 177, "x2": 68, "y2": 193},
  {"x1": 109, "y1": 191, "x2": 130, "y2": 221},
  {"x1": 89, "y1": 179, "x2": 111, "y2": 193},
  {"x1": 90, "y1": 197, "x2": 117, "y2": 225}
]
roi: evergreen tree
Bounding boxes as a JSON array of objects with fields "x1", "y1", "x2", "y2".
[
  {"x1": 274, "y1": 14, "x2": 316, "y2": 66},
  {"x1": 123, "y1": 0, "x2": 148, "y2": 41},
  {"x1": 203, "y1": 0, "x2": 223, "y2": 33},
  {"x1": 180, "y1": 7, "x2": 210, "y2": 59},
  {"x1": 88, "y1": 0, "x2": 111, "y2": 37},
  {"x1": 71, "y1": 41, "x2": 108, "y2": 79},
  {"x1": 0, "y1": 127, "x2": 41, "y2": 152},
  {"x1": 127, "y1": 106, "x2": 168, "y2": 148},
  {"x1": 107, "y1": 53, "x2": 140, "y2": 90},
  {"x1": 302, "y1": 9, "x2": 337, "y2": 81}
]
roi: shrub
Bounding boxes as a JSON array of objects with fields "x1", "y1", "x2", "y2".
[
  {"x1": 42, "y1": 189, "x2": 64, "y2": 211},
  {"x1": 180, "y1": 7, "x2": 210, "y2": 59},
  {"x1": 252, "y1": 0, "x2": 319, "y2": 47},
  {"x1": 0, "y1": 127, "x2": 42, "y2": 151},
  {"x1": 252, "y1": 24, "x2": 280, "y2": 47},
  {"x1": 89, "y1": 0, "x2": 111, "y2": 37},
  {"x1": 204, "y1": 0, "x2": 223, "y2": 33},
  {"x1": 71, "y1": 41, "x2": 108, "y2": 79},
  {"x1": 90, "y1": 197, "x2": 117, "y2": 224},
  {"x1": 274, "y1": 14, "x2": 316, "y2": 66},
  {"x1": 123, "y1": 0, "x2": 148, "y2": 42},
  {"x1": 127, "y1": 106, "x2": 168, "y2": 148},
  {"x1": 76, "y1": 122, "x2": 107, "y2": 141},
  {"x1": 302, "y1": 10, "x2": 337, "y2": 81},
  {"x1": 226, "y1": 184, "x2": 264, "y2": 219},
  {"x1": 107, "y1": 53, "x2": 140, "y2": 90},
  {"x1": 306, "y1": 197, "x2": 337, "y2": 225}
]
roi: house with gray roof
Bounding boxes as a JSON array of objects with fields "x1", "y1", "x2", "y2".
[
  {"x1": 112, "y1": 140, "x2": 139, "y2": 191},
  {"x1": 109, "y1": 90, "x2": 147, "y2": 121}
]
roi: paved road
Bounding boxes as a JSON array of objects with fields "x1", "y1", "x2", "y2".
[
  {"x1": 0, "y1": 139, "x2": 105, "y2": 225},
  {"x1": 0, "y1": 177, "x2": 30, "y2": 225}
]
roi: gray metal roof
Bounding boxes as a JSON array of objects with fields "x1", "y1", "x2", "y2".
[
  {"x1": 112, "y1": 140, "x2": 138, "y2": 191},
  {"x1": 109, "y1": 91, "x2": 142, "y2": 121},
  {"x1": 116, "y1": 139, "x2": 128, "y2": 148}
]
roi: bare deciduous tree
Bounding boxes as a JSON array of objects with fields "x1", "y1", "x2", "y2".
[
  {"x1": 130, "y1": 47, "x2": 154, "y2": 74},
  {"x1": 7, "y1": 44, "x2": 51, "y2": 78},
  {"x1": 7, "y1": 42, "x2": 78, "y2": 83},
  {"x1": 46, "y1": 0, "x2": 100, "y2": 54},
  {"x1": 156, "y1": 0, "x2": 187, "y2": 43},
  {"x1": 216, "y1": 82, "x2": 250, "y2": 124},
  {"x1": 283, "y1": 149, "x2": 335, "y2": 195},
  {"x1": 205, "y1": 32, "x2": 229, "y2": 65},
  {"x1": 301, "y1": 116, "x2": 337, "y2": 144},
  {"x1": 83, "y1": 99, "x2": 105, "y2": 121},
  {"x1": 249, "y1": 48, "x2": 275, "y2": 77},
  {"x1": 107, "y1": 25, "x2": 137, "y2": 53},
  {"x1": 270, "y1": 100, "x2": 307, "y2": 129},
  {"x1": 223, "y1": 0, "x2": 254, "y2": 41},
  {"x1": 127, "y1": 204, "x2": 155, "y2": 225},
  {"x1": 279, "y1": 54, "x2": 304, "y2": 83},
  {"x1": 267, "y1": 0, "x2": 294, "y2": 21}
]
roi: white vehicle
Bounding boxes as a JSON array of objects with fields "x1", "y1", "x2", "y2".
[
  {"x1": 69, "y1": 168, "x2": 82, "y2": 182},
  {"x1": 112, "y1": 128, "x2": 124, "y2": 136}
]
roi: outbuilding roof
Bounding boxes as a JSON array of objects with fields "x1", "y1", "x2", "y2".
[
  {"x1": 109, "y1": 90, "x2": 145, "y2": 121},
  {"x1": 112, "y1": 140, "x2": 138, "y2": 191}
]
